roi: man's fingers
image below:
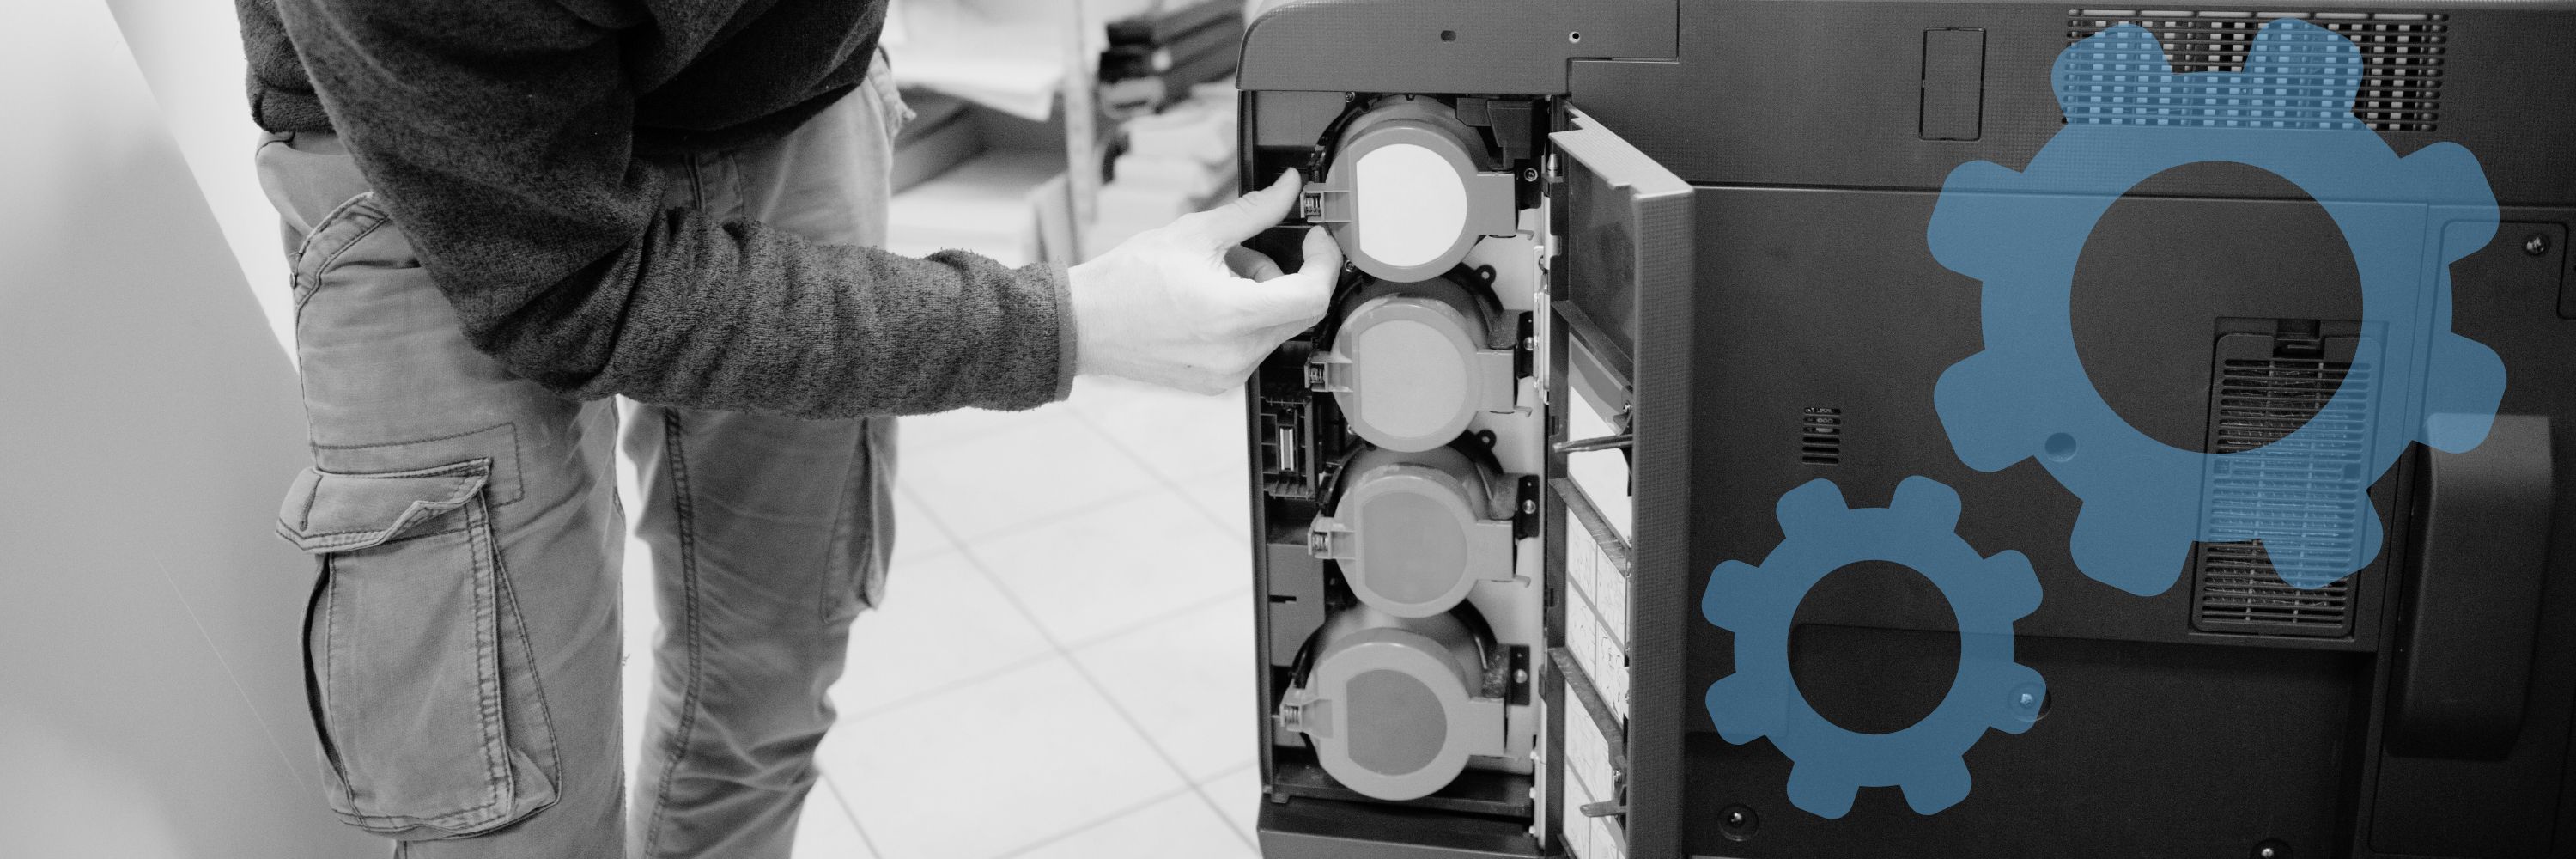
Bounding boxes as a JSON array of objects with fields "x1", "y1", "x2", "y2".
[
  {"x1": 1224, "y1": 245, "x2": 1285, "y2": 281},
  {"x1": 1185, "y1": 169, "x2": 1303, "y2": 247},
  {"x1": 1291, "y1": 224, "x2": 1344, "y2": 292},
  {"x1": 1233, "y1": 225, "x2": 1343, "y2": 329}
]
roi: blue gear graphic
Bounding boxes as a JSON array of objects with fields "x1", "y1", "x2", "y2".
[
  {"x1": 1702, "y1": 477, "x2": 2045, "y2": 819},
  {"x1": 1929, "y1": 20, "x2": 2506, "y2": 596}
]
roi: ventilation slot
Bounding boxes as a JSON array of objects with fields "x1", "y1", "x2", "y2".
[
  {"x1": 1800, "y1": 407, "x2": 1843, "y2": 466},
  {"x1": 2191, "y1": 355, "x2": 2369, "y2": 637},
  {"x1": 2064, "y1": 10, "x2": 2447, "y2": 132}
]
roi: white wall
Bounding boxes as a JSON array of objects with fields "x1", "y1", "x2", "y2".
[
  {"x1": 0, "y1": 4, "x2": 378, "y2": 857},
  {"x1": 103, "y1": 0, "x2": 295, "y2": 358}
]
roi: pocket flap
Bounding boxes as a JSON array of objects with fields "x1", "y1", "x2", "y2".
[{"x1": 276, "y1": 460, "x2": 490, "y2": 553}]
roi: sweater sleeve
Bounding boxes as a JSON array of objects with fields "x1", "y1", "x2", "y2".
[{"x1": 271, "y1": 0, "x2": 1074, "y2": 418}]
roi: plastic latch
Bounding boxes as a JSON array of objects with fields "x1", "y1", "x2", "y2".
[
  {"x1": 1300, "y1": 187, "x2": 1352, "y2": 224},
  {"x1": 1308, "y1": 350, "x2": 1354, "y2": 393},
  {"x1": 1278, "y1": 689, "x2": 1334, "y2": 739},
  {"x1": 1309, "y1": 515, "x2": 1357, "y2": 561}
]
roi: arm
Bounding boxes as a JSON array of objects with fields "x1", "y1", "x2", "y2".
[{"x1": 275, "y1": 0, "x2": 1068, "y2": 417}]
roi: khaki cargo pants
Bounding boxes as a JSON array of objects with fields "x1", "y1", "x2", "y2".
[{"x1": 260, "y1": 55, "x2": 912, "y2": 859}]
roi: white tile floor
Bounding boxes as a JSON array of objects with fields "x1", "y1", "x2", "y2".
[{"x1": 620, "y1": 376, "x2": 1265, "y2": 858}]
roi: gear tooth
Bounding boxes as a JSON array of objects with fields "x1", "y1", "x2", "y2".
[
  {"x1": 2257, "y1": 19, "x2": 2360, "y2": 85},
  {"x1": 2404, "y1": 142, "x2": 2500, "y2": 213},
  {"x1": 1899, "y1": 757, "x2": 1975, "y2": 815},
  {"x1": 1994, "y1": 664, "x2": 2049, "y2": 734},
  {"x1": 2069, "y1": 499, "x2": 2189, "y2": 597},
  {"x1": 1785, "y1": 764, "x2": 1861, "y2": 819},
  {"x1": 1702, "y1": 561, "x2": 1764, "y2": 629},
  {"x1": 2247, "y1": 20, "x2": 2361, "y2": 113},
  {"x1": 1935, "y1": 356, "x2": 2038, "y2": 472},
  {"x1": 1983, "y1": 550, "x2": 2044, "y2": 619},
  {"x1": 1926, "y1": 162, "x2": 2028, "y2": 276},
  {"x1": 2069, "y1": 24, "x2": 2166, "y2": 70},
  {"x1": 1885, "y1": 15, "x2": 2505, "y2": 822},
  {"x1": 2055, "y1": 26, "x2": 2172, "y2": 121},
  {"x1": 1774, "y1": 479, "x2": 1851, "y2": 533},
  {"x1": 1704, "y1": 673, "x2": 1783, "y2": 745},
  {"x1": 2421, "y1": 335, "x2": 2507, "y2": 453},
  {"x1": 1886, "y1": 477, "x2": 1963, "y2": 533}
]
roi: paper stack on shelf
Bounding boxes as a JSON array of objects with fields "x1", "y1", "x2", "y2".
[
  {"x1": 1083, "y1": 85, "x2": 1239, "y2": 259},
  {"x1": 882, "y1": 0, "x2": 1072, "y2": 121},
  {"x1": 890, "y1": 89, "x2": 983, "y2": 194},
  {"x1": 1097, "y1": 0, "x2": 1248, "y2": 118}
]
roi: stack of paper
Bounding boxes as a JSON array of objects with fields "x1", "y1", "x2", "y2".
[
  {"x1": 1084, "y1": 86, "x2": 1241, "y2": 258},
  {"x1": 884, "y1": 0, "x2": 1074, "y2": 121}
]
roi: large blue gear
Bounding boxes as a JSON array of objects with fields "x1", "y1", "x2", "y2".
[
  {"x1": 1702, "y1": 478, "x2": 2045, "y2": 819},
  {"x1": 1928, "y1": 19, "x2": 2506, "y2": 596}
]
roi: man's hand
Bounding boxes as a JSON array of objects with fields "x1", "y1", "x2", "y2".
[{"x1": 1067, "y1": 170, "x2": 1343, "y2": 394}]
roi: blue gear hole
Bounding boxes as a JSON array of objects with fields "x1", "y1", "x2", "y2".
[
  {"x1": 1926, "y1": 18, "x2": 2507, "y2": 597},
  {"x1": 2042, "y1": 433, "x2": 2077, "y2": 462}
]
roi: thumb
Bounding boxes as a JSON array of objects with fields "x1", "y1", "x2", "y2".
[
  {"x1": 1184, "y1": 169, "x2": 1303, "y2": 247},
  {"x1": 1236, "y1": 225, "x2": 1342, "y2": 327}
]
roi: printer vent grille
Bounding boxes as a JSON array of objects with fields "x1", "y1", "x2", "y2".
[
  {"x1": 2065, "y1": 10, "x2": 2447, "y2": 132},
  {"x1": 2190, "y1": 356, "x2": 2367, "y2": 637}
]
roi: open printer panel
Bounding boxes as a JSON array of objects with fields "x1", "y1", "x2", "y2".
[{"x1": 1236, "y1": 2, "x2": 2576, "y2": 858}]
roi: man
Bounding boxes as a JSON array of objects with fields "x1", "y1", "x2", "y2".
[{"x1": 240, "y1": 1, "x2": 1337, "y2": 856}]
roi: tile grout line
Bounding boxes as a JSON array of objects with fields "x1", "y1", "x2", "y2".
[
  {"x1": 834, "y1": 478, "x2": 967, "y2": 859},
  {"x1": 986, "y1": 782, "x2": 1202, "y2": 859},
  {"x1": 1194, "y1": 758, "x2": 1259, "y2": 785},
  {"x1": 892, "y1": 408, "x2": 1261, "y2": 856},
  {"x1": 903, "y1": 475, "x2": 1176, "y2": 547},
  {"x1": 1059, "y1": 393, "x2": 1252, "y2": 535},
  {"x1": 1051, "y1": 588, "x2": 1245, "y2": 654},
  {"x1": 1182, "y1": 778, "x2": 1262, "y2": 853},
  {"x1": 817, "y1": 768, "x2": 888, "y2": 859},
  {"x1": 837, "y1": 648, "x2": 1060, "y2": 723},
  {"x1": 1062, "y1": 392, "x2": 1265, "y2": 853},
  {"x1": 940, "y1": 528, "x2": 1227, "y2": 856}
]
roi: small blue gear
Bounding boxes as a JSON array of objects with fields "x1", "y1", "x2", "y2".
[
  {"x1": 1928, "y1": 20, "x2": 2506, "y2": 596},
  {"x1": 1702, "y1": 477, "x2": 2045, "y2": 819}
]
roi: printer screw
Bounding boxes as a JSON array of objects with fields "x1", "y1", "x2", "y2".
[
  {"x1": 1523, "y1": 167, "x2": 1540, "y2": 182},
  {"x1": 1718, "y1": 804, "x2": 1759, "y2": 841},
  {"x1": 2525, "y1": 233, "x2": 2551, "y2": 256},
  {"x1": 2253, "y1": 839, "x2": 2291, "y2": 859}
]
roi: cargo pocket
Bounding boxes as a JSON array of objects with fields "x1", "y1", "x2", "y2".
[
  {"x1": 276, "y1": 458, "x2": 559, "y2": 839},
  {"x1": 826, "y1": 417, "x2": 898, "y2": 622}
]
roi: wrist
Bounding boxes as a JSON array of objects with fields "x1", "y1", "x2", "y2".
[
  {"x1": 1065, "y1": 259, "x2": 1118, "y2": 379},
  {"x1": 1048, "y1": 263, "x2": 1082, "y2": 399}
]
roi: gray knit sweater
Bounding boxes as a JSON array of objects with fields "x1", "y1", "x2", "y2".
[{"x1": 237, "y1": 0, "x2": 1072, "y2": 418}]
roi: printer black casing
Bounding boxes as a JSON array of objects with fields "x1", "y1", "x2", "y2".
[{"x1": 1236, "y1": 2, "x2": 2576, "y2": 857}]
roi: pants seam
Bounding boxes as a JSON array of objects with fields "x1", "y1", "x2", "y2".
[
  {"x1": 495, "y1": 539, "x2": 564, "y2": 784},
  {"x1": 822, "y1": 423, "x2": 861, "y2": 625},
  {"x1": 641, "y1": 409, "x2": 705, "y2": 859},
  {"x1": 469, "y1": 496, "x2": 510, "y2": 814},
  {"x1": 293, "y1": 202, "x2": 390, "y2": 316}
]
